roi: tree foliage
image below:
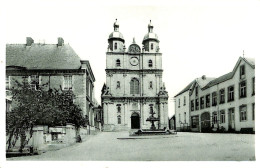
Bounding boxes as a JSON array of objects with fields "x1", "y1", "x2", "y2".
[{"x1": 6, "y1": 81, "x2": 87, "y2": 151}]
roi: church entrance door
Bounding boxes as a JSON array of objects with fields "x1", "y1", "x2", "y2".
[{"x1": 131, "y1": 113, "x2": 140, "y2": 129}]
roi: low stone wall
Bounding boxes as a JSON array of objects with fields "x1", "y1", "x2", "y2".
[{"x1": 6, "y1": 124, "x2": 100, "y2": 153}]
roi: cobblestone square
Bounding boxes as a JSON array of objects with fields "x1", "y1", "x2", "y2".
[{"x1": 7, "y1": 132, "x2": 255, "y2": 161}]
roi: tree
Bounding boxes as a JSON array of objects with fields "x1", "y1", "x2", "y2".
[{"x1": 6, "y1": 81, "x2": 87, "y2": 151}]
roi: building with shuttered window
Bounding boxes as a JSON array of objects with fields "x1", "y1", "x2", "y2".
[
  {"x1": 174, "y1": 57, "x2": 255, "y2": 133},
  {"x1": 6, "y1": 37, "x2": 97, "y2": 130}
]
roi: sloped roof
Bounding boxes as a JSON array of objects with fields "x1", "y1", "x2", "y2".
[
  {"x1": 6, "y1": 43, "x2": 82, "y2": 70},
  {"x1": 174, "y1": 80, "x2": 196, "y2": 97},
  {"x1": 197, "y1": 77, "x2": 216, "y2": 88},
  {"x1": 244, "y1": 57, "x2": 255, "y2": 67},
  {"x1": 203, "y1": 72, "x2": 233, "y2": 89}
]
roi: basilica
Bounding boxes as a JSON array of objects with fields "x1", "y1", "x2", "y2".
[{"x1": 101, "y1": 20, "x2": 169, "y2": 131}]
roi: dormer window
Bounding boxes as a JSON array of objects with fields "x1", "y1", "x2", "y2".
[
  {"x1": 148, "y1": 60, "x2": 153, "y2": 67},
  {"x1": 116, "y1": 59, "x2": 121, "y2": 67},
  {"x1": 240, "y1": 65, "x2": 245, "y2": 79},
  {"x1": 151, "y1": 43, "x2": 154, "y2": 50},
  {"x1": 114, "y1": 42, "x2": 117, "y2": 50}
]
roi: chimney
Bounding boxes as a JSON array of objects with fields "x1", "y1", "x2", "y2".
[
  {"x1": 202, "y1": 75, "x2": 206, "y2": 80},
  {"x1": 57, "y1": 37, "x2": 64, "y2": 46},
  {"x1": 26, "y1": 37, "x2": 34, "y2": 46}
]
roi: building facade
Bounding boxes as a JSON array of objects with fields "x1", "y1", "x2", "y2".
[
  {"x1": 175, "y1": 57, "x2": 255, "y2": 133},
  {"x1": 101, "y1": 20, "x2": 169, "y2": 131},
  {"x1": 6, "y1": 37, "x2": 98, "y2": 147},
  {"x1": 174, "y1": 80, "x2": 195, "y2": 131}
]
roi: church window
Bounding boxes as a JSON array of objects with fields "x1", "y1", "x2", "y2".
[
  {"x1": 151, "y1": 43, "x2": 154, "y2": 50},
  {"x1": 116, "y1": 81, "x2": 120, "y2": 88},
  {"x1": 115, "y1": 42, "x2": 117, "y2": 50},
  {"x1": 148, "y1": 60, "x2": 153, "y2": 67},
  {"x1": 149, "y1": 81, "x2": 153, "y2": 89},
  {"x1": 130, "y1": 78, "x2": 139, "y2": 94},
  {"x1": 117, "y1": 116, "x2": 121, "y2": 124},
  {"x1": 116, "y1": 59, "x2": 121, "y2": 67},
  {"x1": 149, "y1": 104, "x2": 154, "y2": 113},
  {"x1": 117, "y1": 104, "x2": 121, "y2": 113}
]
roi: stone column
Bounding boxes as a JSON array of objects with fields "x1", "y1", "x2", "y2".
[
  {"x1": 32, "y1": 126, "x2": 44, "y2": 150},
  {"x1": 65, "y1": 123, "x2": 76, "y2": 145},
  {"x1": 123, "y1": 102, "x2": 126, "y2": 125},
  {"x1": 103, "y1": 103, "x2": 108, "y2": 124},
  {"x1": 159, "y1": 102, "x2": 164, "y2": 129},
  {"x1": 164, "y1": 102, "x2": 169, "y2": 129}
]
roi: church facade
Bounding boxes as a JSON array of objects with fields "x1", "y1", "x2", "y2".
[{"x1": 101, "y1": 20, "x2": 169, "y2": 131}]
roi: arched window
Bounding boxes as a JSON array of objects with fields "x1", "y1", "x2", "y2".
[
  {"x1": 117, "y1": 116, "x2": 121, "y2": 124},
  {"x1": 130, "y1": 78, "x2": 139, "y2": 94},
  {"x1": 149, "y1": 104, "x2": 154, "y2": 113},
  {"x1": 148, "y1": 60, "x2": 153, "y2": 67},
  {"x1": 116, "y1": 59, "x2": 120, "y2": 67},
  {"x1": 151, "y1": 43, "x2": 153, "y2": 50},
  {"x1": 115, "y1": 42, "x2": 117, "y2": 50},
  {"x1": 117, "y1": 104, "x2": 121, "y2": 113}
]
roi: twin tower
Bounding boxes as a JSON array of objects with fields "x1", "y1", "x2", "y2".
[{"x1": 101, "y1": 19, "x2": 169, "y2": 131}]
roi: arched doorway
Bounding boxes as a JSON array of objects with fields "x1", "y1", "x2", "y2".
[
  {"x1": 201, "y1": 112, "x2": 211, "y2": 132},
  {"x1": 131, "y1": 112, "x2": 140, "y2": 129}
]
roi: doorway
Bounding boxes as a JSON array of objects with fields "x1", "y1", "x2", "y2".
[
  {"x1": 201, "y1": 112, "x2": 211, "y2": 132},
  {"x1": 131, "y1": 112, "x2": 140, "y2": 129},
  {"x1": 228, "y1": 108, "x2": 235, "y2": 131}
]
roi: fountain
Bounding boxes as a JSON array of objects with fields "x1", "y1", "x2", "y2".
[
  {"x1": 146, "y1": 109, "x2": 160, "y2": 130},
  {"x1": 131, "y1": 109, "x2": 176, "y2": 136}
]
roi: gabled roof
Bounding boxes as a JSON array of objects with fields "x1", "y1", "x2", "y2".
[
  {"x1": 6, "y1": 43, "x2": 82, "y2": 70},
  {"x1": 202, "y1": 57, "x2": 255, "y2": 90},
  {"x1": 174, "y1": 80, "x2": 196, "y2": 97},
  {"x1": 232, "y1": 57, "x2": 255, "y2": 72},
  {"x1": 189, "y1": 76, "x2": 215, "y2": 94}
]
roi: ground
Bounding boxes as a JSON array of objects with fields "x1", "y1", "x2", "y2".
[{"x1": 7, "y1": 131, "x2": 255, "y2": 161}]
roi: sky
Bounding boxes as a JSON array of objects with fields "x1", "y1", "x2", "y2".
[{"x1": 1, "y1": 0, "x2": 260, "y2": 118}]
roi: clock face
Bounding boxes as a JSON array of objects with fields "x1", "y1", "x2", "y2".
[{"x1": 130, "y1": 57, "x2": 139, "y2": 66}]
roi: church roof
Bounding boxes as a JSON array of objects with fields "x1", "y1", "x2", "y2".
[
  {"x1": 142, "y1": 20, "x2": 159, "y2": 44},
  {"x1": 6, "y1": 43, "x2": 82, "y2": 70},
  {"x1": 142, "y1": 33, "x2": 159, "y2": 43},
  {"x1": 108, "y1": 32, "x2": 124, "y2": 41},
  {"x1": 108, "y1": 19, "x2": 125, "y2": 42}
]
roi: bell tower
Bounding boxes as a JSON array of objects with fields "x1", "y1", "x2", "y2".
[
  {"x1": 142, "y1": 20, "x2": 160, "y2": 53},
  {"x1": 108, "y1": 19, "x2": 125, "y2": 52}
]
